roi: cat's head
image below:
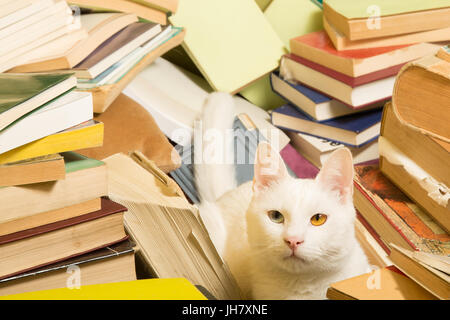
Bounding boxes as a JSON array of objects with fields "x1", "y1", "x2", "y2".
[{"x1": 246, "y1": 142, "x2": 357, "y2": 274}]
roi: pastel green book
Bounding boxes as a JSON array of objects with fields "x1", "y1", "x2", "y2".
[
  {"x1": 324, "y1": 0, "x2": 450, "y2": 19},
  {"x1": 0, "y1": 73, "x2": 76, "y2": 131},
  {"x1": 62, "y1": 151, "x2": 104, "y2": 174},
  {"x1": 169, "y1": 0, "x2": 285, "y2": 94}
]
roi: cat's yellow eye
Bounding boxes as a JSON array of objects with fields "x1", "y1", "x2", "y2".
[
  {"x1": 268, "y1": 210, "x2": 284, "y2": 224},
  {"x1": 310, "y1": 213, "x2": 327, "y2": 226}
]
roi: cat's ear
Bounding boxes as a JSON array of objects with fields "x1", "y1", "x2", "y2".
[
  {"x1": 316, "y1": 148, "x2": 354, "y2": 204},
  {"x1": 253, "y1": 142, "x2": 288, "y2": 192}
]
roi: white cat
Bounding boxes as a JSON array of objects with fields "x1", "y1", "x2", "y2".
[{"x1": 195, "y1": 92, "x2": 371, "y2": 300}]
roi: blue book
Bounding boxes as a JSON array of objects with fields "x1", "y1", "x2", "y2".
[
  {"x1": 271, "y1": 103, "x2": 382, "y2": 148},
  {"x1": 270, "y1": 72, "x2": 382, "y2": 122},
  {"x1": 310, "y1": 0, "x2": 323, "y2": 9}
]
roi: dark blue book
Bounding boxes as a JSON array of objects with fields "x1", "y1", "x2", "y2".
[
  {"x1": 271, "y1": 103, "x2": 382, "y2": 148},
  {"x1": 270, "y1": 72, "x2": 382, "y2": 122}
]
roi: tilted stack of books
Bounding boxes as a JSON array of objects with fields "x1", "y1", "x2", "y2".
[
  {"x1": 7, "y1": 0, "x2": 185, "y2": 113},
  {"x1": 269, "y1": 0, "x2": 449, "y2": 169},
  {"x1": 0, "y1": 73, "x2": 136, "y2": 296},
  {"x1": 328, "y1": 47, "x2": 450, "y2": 300}
]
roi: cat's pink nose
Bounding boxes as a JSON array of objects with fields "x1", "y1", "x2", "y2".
[{"x1": 284, "y1": 237, "x2": 304, "y2": 250}]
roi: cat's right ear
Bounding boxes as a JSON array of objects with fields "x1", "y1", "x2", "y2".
[{"x1": 253, "y1": 142, "x2": 288, "y2": 193}]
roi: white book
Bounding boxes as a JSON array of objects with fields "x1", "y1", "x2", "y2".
[
  {"x1": 287, "y1": 131, "x2": 378, "y2": 168},
  {"x1": 0, "y1": 91, "x2": 93, "y2": 154},
  {"x1": 0, "y1": 0, "x2": 53, "y2": 30},
  {"x1": 123, "y1": 57, "x2": 290, "y2": 150}
]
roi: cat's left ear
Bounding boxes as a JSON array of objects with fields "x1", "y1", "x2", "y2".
[
  {"x1": 253, "y1": 142, "x2": 288, "y2": 193},
  {"x1": 316, "y1": 148, "x2": 354, "y2": 204}
]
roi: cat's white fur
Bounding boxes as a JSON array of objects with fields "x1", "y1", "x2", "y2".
[{"x1": 195, "y1": 92, "x2": 371, "y2": 300}]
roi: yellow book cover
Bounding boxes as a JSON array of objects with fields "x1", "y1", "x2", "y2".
[
  {"x1": 0, "y1": 278, "x2": 207, "y2": 300},
  {"x1": 0, "y1": 121, "x2": 103, "y2": 165}
]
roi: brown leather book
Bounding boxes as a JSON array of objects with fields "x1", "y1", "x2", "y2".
[{"x1": 0, "y1": 198, "x2": 128, "y2": 280}]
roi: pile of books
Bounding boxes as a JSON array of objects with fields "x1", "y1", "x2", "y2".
[
  {"x1": 328, "y1": 47, "x2": 450, "y2": 300},
  {"x1": 269, "y1": 0, "x2": 448, "y2": 169},
  {"x1": 0, "y1": 73, "x2": 136, "y2": 296},
  {"x1": 5, "y1": 1, "x2": 184, "y2": 113}
]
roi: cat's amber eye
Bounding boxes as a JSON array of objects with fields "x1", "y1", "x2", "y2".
[
  {"x1": 268, "y1": 210, "x2": 284, "y2": 224},
  {"x1": 310, "y1": 213, "x2": 327, "y2": 226}
]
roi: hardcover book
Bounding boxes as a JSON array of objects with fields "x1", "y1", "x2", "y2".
[{"x1": 271, "y1": 103, "x2": 381, "y2": 147}]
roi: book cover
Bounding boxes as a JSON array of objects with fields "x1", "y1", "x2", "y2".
[
  {"x1": 0, "y1": 73, "x2": 73, "y2": 116},
  {"x1": 273, "y1": 104, "x2": 382, "y2": 134},
  {"x1": 285, "y1": 53, "x2": 405, "y2": 87},
  {"x1": 354, "y1": 163, "x2": 450, "y2": 255}
]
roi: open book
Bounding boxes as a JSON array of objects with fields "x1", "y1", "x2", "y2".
[{"x1": 104, "y1": 151, "x2": 242, "y2": 300}]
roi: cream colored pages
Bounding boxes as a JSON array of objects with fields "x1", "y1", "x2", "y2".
[{"x1": 169, "y1": 0, "x2": 285, "y2": 93}]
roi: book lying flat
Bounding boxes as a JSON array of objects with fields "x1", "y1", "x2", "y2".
[
  {"x1": 83, "y1": 28, "x2": 185, "y2": 113},
  {"x1": 0, "y1": 240, "x2": 136, "y2": 297},
  {"x1": 10, "y1": 13, "x2": 139, "y2": 72},
  {"x1": 0, "y1": 120, "x2": 104, "y2": 165},
  {"x1": 323, "y1": 0, "x2": 450, "y2": 41},
  {"x1": 0, "y1": 91, "x2": 93, "y2": 154},
  {"x1": 280, "y1": 54, "x2": 394, "y2": 108},
  {"x1": 289, "y1": 31, "x2": 440, "y2": 77},
  {"x1": 0, "y1": 154, "x2": 65, "y2": 187},
  {"x1": 287, "y1": 131, "x2": 379, "y2": 168},
  {"x1": 0, "y1": 198, "x2": 128, "y2": 280},
  {"x1": 104, "y1": 151, "x2": 242, "y2": 300},
  {"x1": 389, "y1": 244, "x2": 450, "y2": 300},
  {"x1": 0, "y1": 0, "x2": 55, "y2": 30},
  {"x1": 353, "y1": 163, "x2": 450, "y2": 256},
  {"x1": 0, "y1": 73, "x2": 76, "y2": 131},
  {"x1": 1, "y1": 278, "x2": 208, "y2": 300},
  {"x1": 272, "y1": 104, "x2": 382, "y2": 147},
  {"x1": 324, "y1": 17, "x2": 450, "y2": 51},
  {"x1": 270, "y1": 72, "x2": 383, "y2": 121},
  {"x1": 71, "y1": 22, "x2": 162, "y2": 79},
  {"x1": 327, "y1": 266, "x2": 437, "y2": 300},
  {"x1": 0, "y1": 152, "x2": 107, "y2": 224}
]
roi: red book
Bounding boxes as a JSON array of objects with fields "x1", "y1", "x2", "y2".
[{"x1": 289, "y1": 31, "x2": 439, "y2": 77}]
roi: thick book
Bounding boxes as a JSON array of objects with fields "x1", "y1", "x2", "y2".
[
  {"x1": 380, "y1": 102, "x2": 450, "y2": 232},
  {"x1": 289, "y1": 31, "x2": 440, "y2": 77},
  {"x1": 0, "y1": 73, "x2": 76, "y2": 131},
  {"x1": 0, "y1": 198, "x2": 128, "y2": 280},
  {"x1": 287, "y1": 131, "x2": 379, "y2": 168},
  {"x1": 0, "y1": 152, "x2": 107, "y2": 225},
  {"x1": 0, "y1": 91, "x2": 93, "y2": 154},
  {"x1": 0, "y1": 0, "x2": 55, "y2": 30},
  {"x1": 69, "y1": 0, "x2": 168, "y2": 25},
  {"x1": 104, "y1": 151, "x2": 242, "y2": 300},
  {"x1": 393, "y1": 53, "x2": 450, "y2": 141},
  {"x1": 0, "y1": 154, "x2": 65, "y2": 187},
  {"x1": 323, "y1": 0, "x2": 450, "y2": 41},
  {"x1": 0, "y1": 240, "x2": 136, "y2": 297},
  {"x1": 130, "y1": 0, "x2": 178, "y2": 13},
  {"x1": 389, "y1": 244, "x2": 450, "y2": 300},
  {"x1": 270, "y1": 72, "x2": 382, "y2": 121},
  {"x1": 70, "y1": 22, "x2": 162, "y2": 79},
  {"x1": 324, "y1": 17, "x2": 450, "y2": 51},
  {"x1": 0, "y1": 120, "x2": 103, "y2": 165},
  {"x1": 280, "y1": 54, "x2": 394, "y2": 108},
  {"x1": 84, "y1": 27, "x2": 185, "y2": 113},
  {"x1": 327, "y1": 266, "x2": 437, "y2": 300},
  {"x1": 271, "y1": 103, "x2": 381, "y2": 147},
  {"x1": 10, "y1": 13, "x2": 138, "y2": 72},
  {"x1": 168, "y1": 0, "x2": 285, "y2": 94},
  {"x1": 353, "y1": 162, "x2": 450, "y2": 256}
]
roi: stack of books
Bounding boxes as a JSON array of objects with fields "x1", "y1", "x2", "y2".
[
  {"x1": 7, "y1": 2, "x2": 185, "y2": 113},
  {"x1": 330, "y1": 47, "x2": 450, "y2": 300},
  {"x1": 269, "y1": 0, "x2": 448, "y2": 168},
  {"x1": 0, "y1": 73, "x2": 136, "y2": 296},
  {"x1": 0, "y1": 0, "x2": 85, "y2": 73}
]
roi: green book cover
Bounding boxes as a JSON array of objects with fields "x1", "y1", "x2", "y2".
[
  {"x1": 62, "y1": 152, "x2": 104, "y2": 174},
  {"x1": 0, "y1": 73, "x2": 73, "y2": 115},
  {"x1": 325, "y1": 0, "x2": 450, "y2": 19}
]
